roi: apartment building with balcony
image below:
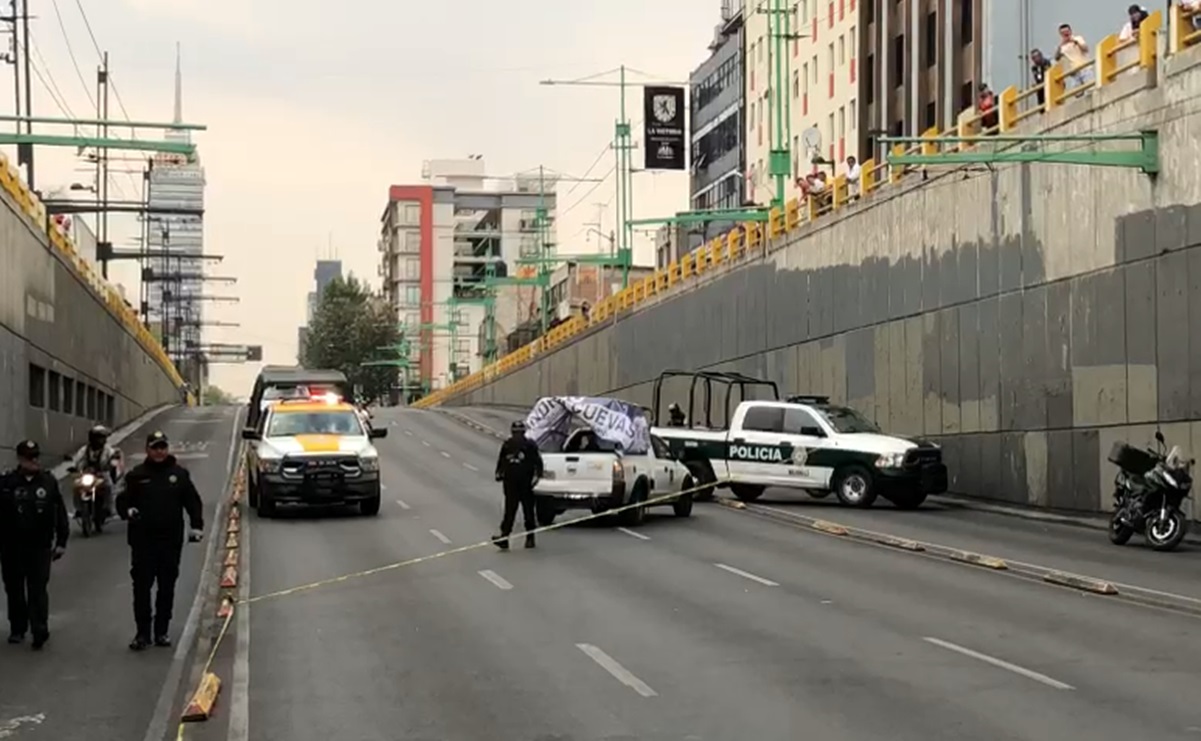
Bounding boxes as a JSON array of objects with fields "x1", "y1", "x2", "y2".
[
  {"x1": 379, "y1": 159, "x2": 557, "y2": 390},
  {"x1": 744, "y1": 0, "x2": 862, "y2": 206}
]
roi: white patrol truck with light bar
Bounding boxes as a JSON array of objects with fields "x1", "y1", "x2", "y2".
[
  {"x1": 522, "y1": 396, "x2": 696, "y2": 528},
  {"x1": 242, "y1": 394, "x2": 388, "y2": 518},
  {"x1": 650, "y1": 370, "x2": 948, "y2": 509}
]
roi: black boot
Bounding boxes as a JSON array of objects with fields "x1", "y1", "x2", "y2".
[
  {"x1": 31, "y1": 634, "x2": 48, "y2": 651},
  {"x1": 7, "y1": 633, "x2": 24, "y2": 645},
  {"x1": 491, "y1": 533, "x2": 509, "y2": 550},
  {"x1": 129, "y1": 634, "x2": 151, "y2": 651},
  {"x1": 154, "y1": 635, "x2": 172, "y2": 648},
  {"x1": 525, "y1": 534, "x2": 536, "y2": 549}
]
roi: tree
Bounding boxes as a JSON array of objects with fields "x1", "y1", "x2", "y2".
[
  {"x1": 301, "y1": 275, "x2": 399, "y2": 403},
  {"x1": 202, "y1": 385, "x2": 234, "y2": 405}
]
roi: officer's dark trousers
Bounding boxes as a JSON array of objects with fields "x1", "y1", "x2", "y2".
[
  {"x1": 130, "y1": 540, "x2": 182, "y2": 638},
  {"x1": 1, "y1": 547, "x2": 53, "y2": 638},
  {"x1": 499, "y1": 481, "x2": 536, "y2": 540}
]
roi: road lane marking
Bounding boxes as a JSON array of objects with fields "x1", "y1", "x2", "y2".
[
  {"x1": 404, "y1": 429, "x2": 413, "y2": 436},
  {"x1": 462, "y1": 462, "x2": 478, "y2": 472},
  {"x1": 922, "y1": 637, "x2": 1074, "y2": 690},
  {"x1": 715, "y1": 563, "x2": 779, "y2": 587},
  {"x1": 617, "y1": 527, "x2": 650, "y2": 541},
  {"x1": 429, "y1": 529, "x2": 452, "y2": 544},
  {"x1": 422, "y1": 440, "x2": 431, "y2": 447},
  {"x1": 396, "y1": 499, "x2": 411, "y2": 510},
  {"x1": 575, "y1": 644, "x2": 657, "y2": 698},
  {"x1": 440, "y1": 451, "x2": 451, "y2": 459},
  {"x1": 478, "y1": 569, "x2": 513, "y2": 590}
]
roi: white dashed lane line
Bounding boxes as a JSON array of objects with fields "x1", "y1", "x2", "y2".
[
  {"x1": 422, "y1": 440, "x2": 431, "y2": 447},
  {"x1": 575, "y1": 644, "x2": 657, "y2": 698},
  {"x1": 922, "y1": 637, "x2": 1075, "y2": 690},
  {"x1": 396, "y1": 500, "x2": 411, "y2": 510},
  {"x1": 462, "y1": 462, "x2": 479, "y2": 472},
  {"x1": 617, "y1": 527, "x2": 650, "y2": 541},
  {"x1": 440, "y1": 451, "x2": 451, "y2": 459},
  {"x1": 478, "y1": 569, "x2": 514, "y2": 591},
  {"x1": 429, "y1": 529, "x2": 452, "y2": 545},
  {"x1": 714, "y1": 563, "x2": 779, "y2": 587}
]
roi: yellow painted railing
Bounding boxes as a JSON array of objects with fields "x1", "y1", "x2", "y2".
[
  {"x1": 1170, "y1": 3, "x2": 1200, "y2": 53},
  {"x1": 413, "y1": 9, "x2": 1188, "y2": 410},
  {"x1": 0, "y1": 151, "x2": 186, "y2": 391}
]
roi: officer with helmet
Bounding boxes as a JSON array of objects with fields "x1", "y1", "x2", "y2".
[{"x1": 0, "y1": 440, "x2": 69, "y2": 649}]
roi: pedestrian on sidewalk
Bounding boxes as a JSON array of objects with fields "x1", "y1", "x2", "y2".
[
  {"x1": 0, "y1": 440, "x2": 69, "y2": 650},
  {"x1": 116, "y1": 431, "x2": 204, "y2": 651}
]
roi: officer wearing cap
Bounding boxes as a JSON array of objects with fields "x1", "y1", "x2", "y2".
[
  {"x1": 492, "y1": 420, "x2": 543, "y2": 550},
  {"x1": 0, "y1": 440, "x2": 69, "y2": 649},
  {"x1": 115, "y1": 431, "x2": 204, "y2": 651}
]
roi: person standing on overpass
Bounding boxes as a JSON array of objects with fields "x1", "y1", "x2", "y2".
[
  {"x1": 116, "y1": 431, "x2": 204, "y2": 651},
  {"x1": 0, "y1": 440, "x2": 69, "y2": 650},
  {"x1": 492, "y1": 420, "x2": 543, "y2": 550}
]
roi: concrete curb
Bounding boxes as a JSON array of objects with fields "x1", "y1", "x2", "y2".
[
  {"x1": 1042, "y1": 571, "x2": 1120, "y2": 595},
  {"x1": 930, "y1": 493, "x2": 1201, "y2": 546},
  {"x1": 51, "y1": 402, "x2": 176, "y2": 479}
]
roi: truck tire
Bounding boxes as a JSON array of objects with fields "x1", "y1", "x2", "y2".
[
  {"x1": 731, "y1": 484, "x2": 765, "y2": 502},
  {"x1": 257, "y1": 489, "x2": 277, "y2": 519},
  {"x1": 361, "y1": 489, "x2": 382, "y2": 516},
  {"x1": 536, "y1": 500, "x2": 558, "y2": 527},
  {"x1": 887, "y1": 490, "x2": 927, "y2": 510},
  {"x1": 672, "y1": 477, "x2": 695, "y2": 517},
  {"x1": 832, "y1": 465, "x2": 878, "y2": 508},
  {"x1": 248, "y1": 477, "x2": 260, "y2": 509},
  {"x1": 688, "y1": 463, "x2": 718, "y2": 502},
  {"x1": 619, "y1": 481, "x2": 648, "y2": 526}
]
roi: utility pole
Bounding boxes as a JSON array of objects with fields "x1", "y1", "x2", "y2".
[
  {"x1": 96, "y1": 54, "x2": 112, "y2": 277},
  {"x1": 2, "y1": 0, "x2": 34, "y2": 185},
  {"x1": 20, "y1": 0, "x2": 29, "y2": 182}
]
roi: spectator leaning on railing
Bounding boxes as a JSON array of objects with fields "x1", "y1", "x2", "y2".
[
  {"x1": 1029, "y1": 49, "x2": 1052, "y2": 106},
  {"x1": 1055, "y1": 23, "x2": 1093, "y2": 88},
  {"x1": 1120, "y1": 4, "x2": 1150, "y2": 40}
]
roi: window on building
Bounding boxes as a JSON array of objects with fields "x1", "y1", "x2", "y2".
[
  {"x1": 849, "y1": 99, "x2": 857, "y2": 130},
  {"x1": 864, "y1": 0, "x2": 874, "y2": 24},
  {"x1": 404, "y1": 258, "x2": 420, "y2": 280},
  {"x1": 405, "y1": 285, "x2": 420, "y2": 306},
  {"x1": 105, "y1": 394, "x2": 115, "y2": 426},
  {"x1": 800, "y1": 0, "x2": 808, "y2": 22},
  {"x1": 802, "y1": 62, "x2": 809, "y2": 93},
  {"x1": 812, "y1": 55, "x2": 818, "y2": 83},
  {"x1": 28, "y1": 364, "x2": 45, "y2": 409},
  {"x1": 838, "y1": 106, "x2": 845, "y2": 138},
  {"x1": 758, "y1": 40, "x2": 764, "y2": 63},
  {"x1": 75, "y1": 380, "x2": 85, "y2": 416},
  {"x1": 86, "y1": 385, "x2": 97, "y2": 421},
  {"x1": 839, "y1": 35, "x2": 845, "y2": 65},
  {"x1": 403, "y1": 203, "x2": 420, "y2": 225},
  {"x1": 793, "y1": 70, "x2": 800, "y2": 98},
  {"x1": 892, "y1": 35, "x2": 905, "y2": 88},
  {"x1": 960, "y1": 80, "x2": 974, "y2": 111},
  {"x1": 925, "y1": 11, "x2": 938, "y2": 67},
  {"x1": 827, "y1": 113, "x2": 835, "y2": 148},
  {"x1": 925, "y1": 100, "x2": 937, "y2": 128},
  {"x1": 793, "y1": 134, "x2": 800, "y2": 175},
  {"x1": 865, "y1": 53, "x2": 875, "y2": 102},
  {"x1": 48, "y1": 371, "x2": 61, "y2": 412},
  {"x1": 961, "y1": 0, "x2": 973, "y2": 43},
  {"x1": 403, "y1": 312, "x2": 419, "y2": 330},
  {"x1": 62, "y1": 375, "x2": 74, "y2": 415},
  {"x1": 827, "y1": 43, "x2": 834, "y2": 72}
]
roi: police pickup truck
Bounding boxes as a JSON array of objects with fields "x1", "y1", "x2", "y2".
[
  {"x1": 654, "y1": 394, "x2": 947, "y2": 509},
  {"x1": 524, "y1": 396, "x2": 696, "y2": 528}
]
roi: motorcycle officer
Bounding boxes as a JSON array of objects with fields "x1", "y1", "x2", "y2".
[
  {"x1": 72, "y1": 425, "x2": 123, "y2": 520},
  {"x1": 0, "y1": 441, "x2": 69, "y2": 649},
  {"x1": 667, "y1": 403, "x2": 686, "y2": 427},
  {"x1": 115, "y1": 431, "x2": 204, "y2": 650},
  {"x1": 492, "y1": 420, "x2": 543, "y2": 550}
]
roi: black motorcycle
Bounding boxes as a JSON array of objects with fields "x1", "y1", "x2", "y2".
[{"x1": 1108, "y1": 431, "x2": 1193, "y2": 552}]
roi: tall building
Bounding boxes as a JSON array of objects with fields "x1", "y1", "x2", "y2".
[
  {"x1": 297, "y1": 259, "x2": 343, "y2": 363},
  {"x1": 379, "y1": 159, "x2": 558, "y2": 391},
  {"x1": 144, "y1": 44, "x2": 206, "y2": 379},
  {"x1": 687, "y1": 0, "x2": 747, "y2": 256}
]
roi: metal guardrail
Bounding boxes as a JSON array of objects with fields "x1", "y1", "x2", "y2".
[{"x1": 413, "y1": 8, "x2": 1192, "y2": 410}]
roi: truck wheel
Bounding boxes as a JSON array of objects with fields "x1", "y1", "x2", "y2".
[
  {"x1": 536, "y1": 500, "x2": 558, "y2": 527},
  {"x1": 688, "y1": 463, "x2": 717, "y2": 502},
  {"x1": 832, "y1": 465, "x2": 878, "y2": 508},
  {"x1": 672, "y1": 477, "x2": 695, "y2": 517},
  {"x1": 257, "y1": 491, "x2": 277, "y2": 519},
  {"x1": 360, "y1": 490, "x2": 382, "y2": 516},
  {"x1": 888, "y1": 491, "x2": 927, "y2": 510},
  {"x1": 731, "y1": 484, "x2": 765, "y2": 502},
  {"x1": 248, "y1": 477, "x2": 260, "y2": 509},
  {"x1": 619, "y1": 482, "x2": 648, "y2": 526}
]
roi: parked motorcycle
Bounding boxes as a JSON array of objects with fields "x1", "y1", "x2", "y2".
[
  {"x1": 1108, "y1": 431, "x2": 1193, "y2": 552},
  {"x1": 68, "y1": 468, "x2": 109, "y2": 537}
]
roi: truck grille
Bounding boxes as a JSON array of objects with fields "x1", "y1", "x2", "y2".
[
  {"x1": 904, "y1": 448, "x2": 942, "y2": 468},
  {"x1": 281, "y1": 456, "x2": 361, "y2": 477}
]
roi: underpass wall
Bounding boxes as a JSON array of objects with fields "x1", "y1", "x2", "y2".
[
  {"x1": 450, "y1": 51, "x2": 1201, "y2": 516},
  {"x1": 0, "y1": 178, "x2": 183, "y2": 466}
]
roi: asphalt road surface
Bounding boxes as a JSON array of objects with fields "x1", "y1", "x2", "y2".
[
  {"x1": 192, "y1": 405, "x2": 1201, "y2": 741},
  {"x1": 0, "y1": 405, "x2": 241, "y2": 741}
]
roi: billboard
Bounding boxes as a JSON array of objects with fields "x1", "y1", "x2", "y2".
[{"x1": 643, "y1": 86, "x2": 687, "y2": 171}]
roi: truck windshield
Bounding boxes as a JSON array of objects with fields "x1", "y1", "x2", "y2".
[
  {"x1": 817, "y1": 406, "x2": 881, "y2": 434},
  {"x1": 267, "y1": 410, "x2": 363, "y2": 437}
]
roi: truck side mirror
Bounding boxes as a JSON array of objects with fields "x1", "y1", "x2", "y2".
[{"x1": 241, "y1": 428, "x2": 261, "y2": 441}]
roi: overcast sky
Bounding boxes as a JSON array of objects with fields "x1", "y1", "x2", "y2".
[{"x1": 2, "y1": 0, "x2": 720, "y2": 395}]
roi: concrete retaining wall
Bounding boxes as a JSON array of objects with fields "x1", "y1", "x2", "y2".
[
  {"x1": 1, "y1": 185, "x2": 183, "y2": 466},
  {"x1": 444, "y1": 50, "x2": 1201, "y2": 516}
]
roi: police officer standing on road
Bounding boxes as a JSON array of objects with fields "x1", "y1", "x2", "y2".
[
  {"x1": 0, "y1": 441, "x2": 69, "y2": 650},
  {"x1": 492, "y1": 420, "x2": 543, "y2": 550},
  {"x1": 115, "y1": 431, "x2": 204, "y2": 651}
]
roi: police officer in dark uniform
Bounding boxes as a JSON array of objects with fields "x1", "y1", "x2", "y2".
[
  {"x1": 115, "y1": 431, "x2": 204, "y2": 651},
  {"x1": 492, "y1": 420, "x2": 543, "y2": 550},
  {"x1": 0, "y1": 441, "x2": 69, "y2": 649}
]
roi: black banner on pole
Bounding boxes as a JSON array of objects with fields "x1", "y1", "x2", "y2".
[{"x1": 643, "y1": 86, "x2": 687, "y2": 171}]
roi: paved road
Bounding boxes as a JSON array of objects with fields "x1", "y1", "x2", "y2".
[
  {"x1": 0, "y1": 405, "x2": 240, "y2": 741},
  {"x1": 451, "y1": 405, "x2": 1201, "y2": 602},
  {"x1": 201, "y1": 406, "x2": 1201, "y2": 741}
]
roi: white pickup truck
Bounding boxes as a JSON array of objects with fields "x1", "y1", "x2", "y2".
[
  {"x1": 654, "y1": 395, "x2": 948, "y2": 509},
  {"x1": 533, "y1": 427, "x2": 696, "y2": 528}
]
